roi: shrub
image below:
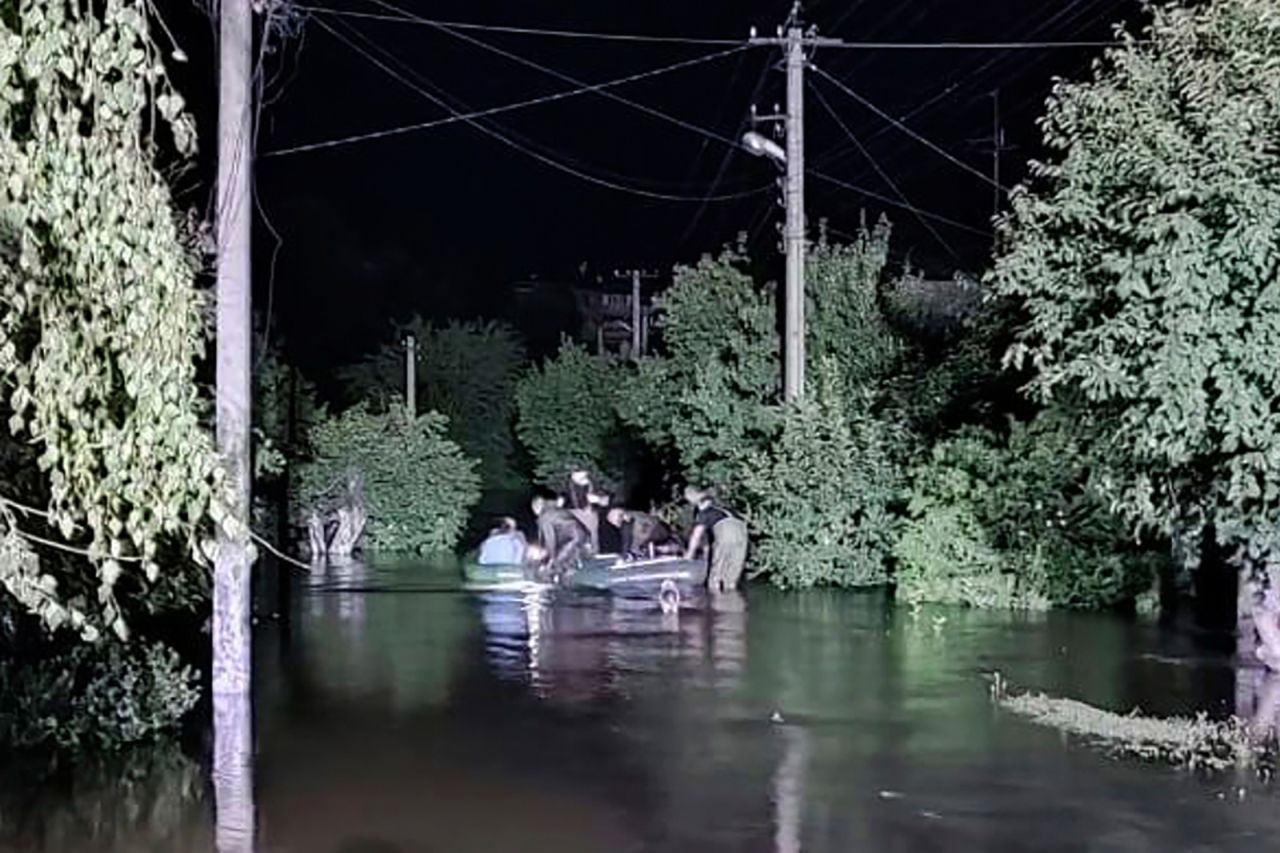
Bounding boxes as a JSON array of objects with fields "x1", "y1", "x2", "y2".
[
  {"x1": 894, "y1": 412, "x2": 1161, "y2": 609},
  {"x1": 741, "y1": 364, "x2": 900, "y2": 589},
  {"x1": 295, "y1": 404, "x2": 479, "y2": 553},
  {"x1": 514, "y1": 340, "x2": 628, "y2": 489},
  {"x1": 616, "y1": 247, "x2": 779, "y2": 497},
  {"x1": 0, "y1": 642, "x2": 199, "y2": 753}
]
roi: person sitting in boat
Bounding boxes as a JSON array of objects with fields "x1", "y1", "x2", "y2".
[
  {"x1": 562, "y1": 468, "x2": 609, "y2": 552},
  {"x1": 683, "y1": 486, "x2": 749, "y2": 593},
  {"x1": 606, "y1": 508, "x2": 681, "y2": 561},
  {"x1": 531, "y1": 494, "x2": 593, "y2": 576},
  {"x1": 476, "y1": 516, "x2": 527, "y2": 566}
]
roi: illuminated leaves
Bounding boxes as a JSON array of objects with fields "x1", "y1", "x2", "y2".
[
  {"x1": 0, "y1": 1, "x2": 218, "y2": 635},
  {"x1": 990, "y1": 0, "x2": 1280, "y2": 557}
]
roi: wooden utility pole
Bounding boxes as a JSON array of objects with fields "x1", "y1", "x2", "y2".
[
  {"x1": 405, "y1": 334, "x2": 417, "y2": 416},
  {"x1": 213, "y1": 0, "x2": 255, "y2": 848}
]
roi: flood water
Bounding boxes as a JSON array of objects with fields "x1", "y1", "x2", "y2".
[{"x1": 4, "y1": 559, "x2": 1280, "y2": 852}]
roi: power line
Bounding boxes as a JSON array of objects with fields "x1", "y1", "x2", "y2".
[
  {"x1": 297, "y1": 4, "x2": 1129, "y2": 49},
  {"x1": 364, "y1": 0, "x2": 746, "y2": 151},
  {"x1": 295, "y1": 4, "x2": 751, "y2": 45},
  {"x1": 809, "y1": 169, "x2": 990, "y2": 237},
  {"x1": 811, "y1": 64, "x2": 1008, "y2": 192},
  {"x1": 260, "y1": 42, "x2": 755, "y2": 157},
  {"x1": 310, "y1": 17, "x2": 766, "y2": 202},
  {"x1": 809, "y1": 79, "x2": 962, "y2": 265}
]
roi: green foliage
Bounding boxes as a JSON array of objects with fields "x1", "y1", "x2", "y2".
[
  {"x1": 617, "y1": 247, "x2": 780, "y2": 495},
  {"x1": 340, "y1": 317, "x2": 527, "y2": 489},
  {"x1": 0, "y1": 641, "x2": 199, "y2": 752},
  {"x1": 990, "y1": 0, "x2": 1280, "y2": 564},
  {"x1": 514, "y1": 339, "x2": 627, "y2": 488},
  {"x1": 252, "y1": 341, "x2": 321, "y2": 534},
  {"x1": 741, "y1": 362, "x2": 900, "y2": 589},
  {"x1": 296, "y1": 404, "x2": 480, "y2": 553},
  {"x1": 807, "y1": 218, "x2": 904, "y2": 394},
  {"x1": 894, "y1": 412, "x2": 1160, "y2": 609},
  {"x1": 0, "y1": 0, "x2": 219, "y2": 639}
]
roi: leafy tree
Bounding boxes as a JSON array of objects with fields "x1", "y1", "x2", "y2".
[
  {"x1": 617, "y1": 247, "x2": 780, "y2": 496},
  {"x1": 0, "y1": 0, "x2": 219, "y2": 639},
  {"x1": 514, "y1": 340, "x2": 627, "y2": 489},
  {"x1": 741, "y1": 361, "x2": 901, "y2": 589},
  {"x1": 295, "y1": 404, "x2": 479, "y2": 553},
  {"x1": 340, "y1": 317, "x2": 527, "y2": 489},
  {"x1": 807, "y1": 217, "x2": 904, "y2": 396},
  {"x1": 989, "y1": 0, "x2": 1280, "y2": 570}
]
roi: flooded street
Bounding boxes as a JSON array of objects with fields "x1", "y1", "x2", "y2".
[{"x1": 5, "y1": 560, "x2": 1280, "y2": 852}]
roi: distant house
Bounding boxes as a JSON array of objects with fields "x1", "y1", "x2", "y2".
[
  {"x1": 887, "y1": 274, "x2": 983, "y2": 337},
  {"x1": 572, "y1": 269, "x2": 663, "y2": 358}
]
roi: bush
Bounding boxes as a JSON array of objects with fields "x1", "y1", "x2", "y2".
[
  {"x1": 617, "y1": 247, "x2": 779, "y2": 496},
  {"x1": 0, "y1": 641, "x2": 199, "y2": 753},
  {"x1": 296, "y1": 404, "x2": 480, "y2": 553},
  {"x1": 514, "y1": 340, "x2": 629, "y2": 489},
  {"x1": 894, "y1": 412, "x2": 1161, "y2": 609},
  {"x1": 741, "y1": 364, "x2": 900, "y2": 589}
]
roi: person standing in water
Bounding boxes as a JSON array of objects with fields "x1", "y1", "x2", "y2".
[
  {"x1": 683, "y1": 486, "x2": 749, "y2": 593},
  {"x1": 563, "y1": 468, "x2": 609, "y2": 552}
]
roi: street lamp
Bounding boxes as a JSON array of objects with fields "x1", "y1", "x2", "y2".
[{"x1": 741, "y1": 130, "x2": 786, "y2": 165}]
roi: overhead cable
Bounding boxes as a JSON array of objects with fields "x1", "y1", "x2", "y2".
[
  {"x1": 300, "y1": 4, "x2": 1129, "y2": 49},
  {"x1": 260, "y1": 42, "x2": 754, "y2": 157},
  {"x1": 363, "y1": 0, "x2": 746, "y2": 151},
  {"x1": 809, "y1": 79, "x2": 962, "y2": 264},
  {"x1": 809, "y1": 170, "x2": 990, "y2": 237},
  {"x1": 309, "y1": 18, "x2": 766, "y2": 202},
  {"x1": 812, "y1": 64, "x2": 1009, "y2": 192}
]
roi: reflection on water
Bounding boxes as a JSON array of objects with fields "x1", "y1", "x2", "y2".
[{"x1": 4, "y1": 559, "x2": 1280, "y2": 852}]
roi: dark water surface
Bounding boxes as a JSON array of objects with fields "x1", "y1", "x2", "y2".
[{"x1": 4, "y1": 559, "x2": 1279, "y2": 852}]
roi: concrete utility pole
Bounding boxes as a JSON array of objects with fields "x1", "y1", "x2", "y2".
[
  {"x1": 746, "y1": 7, "x2": 838, "y2": 401},
  {"x1": 214, "y1": 0, "x2": 253, "y2": 702},
  {"x1": 782, "y1": 21, "x2": 805, "y2": 403},
  {"x1": 630, "y1": 270, "x2": 642, "y2": 358},
  {"x1": 213, "y1": 0, "x2": 255, "y2": 848},
  {"x1": 405, "y1": 334, "x2": 417, "y2": 416}
]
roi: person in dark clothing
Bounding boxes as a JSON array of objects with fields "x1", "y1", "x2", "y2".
[
  {"x1": 606, "y1": 508, "x2": 681, "y2": 560},
  {"x1": 531, "y1": 495, "x2": 592, "y2": 576},
  {"x1": 562, "y1": 469, "x2": 609, "y2": 552},
  {"x1": 683, "y1": 486, "x2": 749, "y2": 593}
]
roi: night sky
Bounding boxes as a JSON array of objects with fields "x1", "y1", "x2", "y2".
[{"x1": 167, "y1": 0, "x2": 1140, "y2": 376}]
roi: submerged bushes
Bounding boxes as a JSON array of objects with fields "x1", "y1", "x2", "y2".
[
  {"x1": 741, "y1": 365, "x2": 901, "y2": 589},
  {"x1": 0, "y1": 641, "x2": 198, "y2": 752},
  {"x1": 296, "y1": 404, "x2": 479, "y2": 553},
  {"x1": 894, "y1": 412, "x2": 1159, "y2": 609}
]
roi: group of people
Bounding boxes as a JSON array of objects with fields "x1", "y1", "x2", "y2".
[{"x1": 476, "y1": 469, "x2": 748, "y2": 592}]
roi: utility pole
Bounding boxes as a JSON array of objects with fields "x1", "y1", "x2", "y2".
[
  {"x1": 213, "y1": 0, "x2": 255, "y2": 848},
  {"x1": 967, "y1": 88, "x2": 1015, "y2": 227},
  {"x1": 990, "y1": 89, "x2": 1002, "y2": 221},
  {"x1": 405, "y1": 334, "x2": 417, "y2": 417},
  {"x1": 782, "y1": 21, "x2": 805, "y2": 403},
  {"x1": 746, "y1": 6, "x2": 838, "y2": 401},
  {"x1": 630, "y1": 270, "x2": 642, "y2": 358}
]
